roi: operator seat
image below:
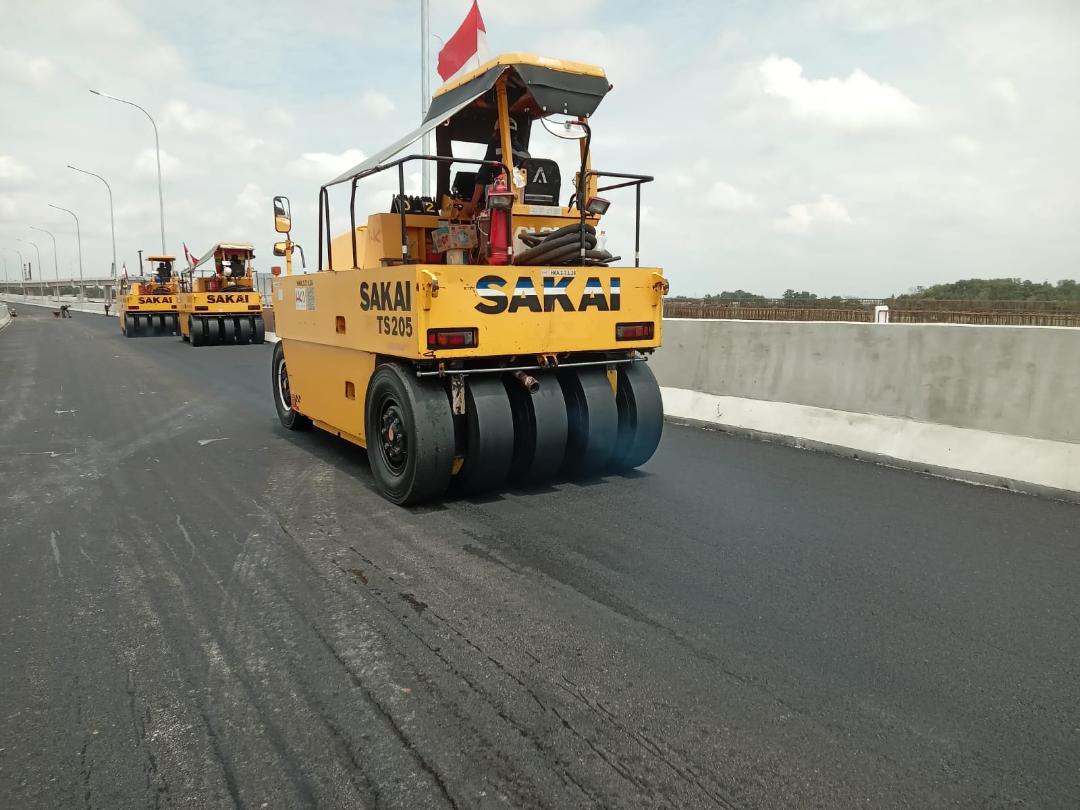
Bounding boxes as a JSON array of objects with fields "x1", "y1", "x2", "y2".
[{"x1": 521, "y1": 158, "x2": 561, "y2": 206}]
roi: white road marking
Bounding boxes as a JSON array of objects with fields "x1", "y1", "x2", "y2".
[
  {"x1": 175, "y1": 515, "x2": 196, "y2": 563},
  {"x1": 48, "y1": 531, "x2": 63, "y2": 580},
  {"x1": 197, "y1": 438, "x2": 230, "y2": 446}
]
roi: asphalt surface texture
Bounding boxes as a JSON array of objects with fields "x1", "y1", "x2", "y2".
[{"x1": 1, "y1": 304, "x2": 1078, "y2": 810}]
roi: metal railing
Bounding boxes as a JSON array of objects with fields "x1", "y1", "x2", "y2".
[{"x1": 319, "y1": 154, "x2": 508, "y2": 272}]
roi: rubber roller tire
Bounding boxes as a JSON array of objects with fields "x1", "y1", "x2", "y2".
[
  {"x1": 219, "y1": 317, "x2": 235, "y2": 344},
  {"x1": 365, "y1": 363, "x2": 454, "y2": 505},
  {"x1": 253, "y1": 316, "x2": 266, "y2": 344},
  {"x1": 611, "y1": 363, "x2": 664, "y2": 472},
  {"x1": 189, "y1": 316, "x2": 203, "y2": 347},
  {"x1": 206, "y1": 318, "x2": 223, "y2": 345},
  {"x1": 505, "y1": 371, "x2": 568, "y2": 485},
  {"x1": 559, "y1": 367, "x2": 618, "y2": 478},
  {"x1": 272, "y1": 342, "x2": 311, "y2": 431},
  {"x1": 124, "y1": 313, "x2": 135, "y2": 337},
  {"x1": 455, "y1": 376, "x2": 515, "y2": 494},
  {"x1": 238, "y1": 316, "x2": 253, "y2": 344}
]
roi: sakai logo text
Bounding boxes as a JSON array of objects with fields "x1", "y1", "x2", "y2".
[
  {"x1": 207, "y1": 294, "x2": 249, "y2": 304},
  {"x1": 475, "y1": 275, "x2": 621, "y2": 314},
  {"x1": 360, "y1": 281, "x2": 411, "y2": 312},
  {"x1": 137, "y1": 296, "x2": 172, "y2": 304}
]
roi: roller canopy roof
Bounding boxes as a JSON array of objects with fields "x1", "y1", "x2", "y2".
[{"x1": 325, "y1": 54, "x2": 611, "y2": 187}]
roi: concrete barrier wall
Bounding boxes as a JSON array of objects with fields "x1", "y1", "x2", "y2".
[
  {"x1": 0, "y1": 303, "x2": 11, "y2": 332},
  {"x1": 652, "y1": 319, "x2": 1080, "y2": 500},
  {"x1": 653, "y1": 320, "x2": 1080, "y2": 444},
  {"x1": 2, "y1": 294, "x2": 117, "y2": 317}
]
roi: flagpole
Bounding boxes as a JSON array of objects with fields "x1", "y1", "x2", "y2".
[{"x1": 421, "y1": 0, "x2": 432, "y2": 197}]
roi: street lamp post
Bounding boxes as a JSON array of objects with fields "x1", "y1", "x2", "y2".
[
  {"x1": 17, "y1": 237, "x2": 42, "y2": 297},
  {"x1": 29, "y1": 226, "x2": 61, "y2": 301},
  {"x1": 67, "y1": 165, "x2": 116, "y2": 279},
  {"x1": 90, "y1": 89, "x2": 166, "y2": 253},
  {"x1": 47, "y1": 205, "x2": 83, "y2": 300},
  {"x1": 7, "y1": 248, "x2": 27, "y2": 296}
]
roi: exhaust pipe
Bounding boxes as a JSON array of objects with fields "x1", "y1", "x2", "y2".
[{"x1": 513, "y1": 370, "x2": 540, "y2": 394}]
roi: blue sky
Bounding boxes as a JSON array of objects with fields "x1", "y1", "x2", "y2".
[{"x1": 2, "y1": 0, "x2": 1078, "y2": 296}]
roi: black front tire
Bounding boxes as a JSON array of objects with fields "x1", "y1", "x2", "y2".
[
  {"x1": 365, "y1": 363, "x2": 454, "y2": 505},
  {"x1": 272, "y1": 342, "x2": 311, "y2": 431}
]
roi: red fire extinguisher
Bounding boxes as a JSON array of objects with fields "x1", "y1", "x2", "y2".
[{"x1": 486, "y1": 171, "x2": 515, "y2": 266}]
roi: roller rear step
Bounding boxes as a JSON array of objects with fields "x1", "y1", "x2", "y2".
[{"x1": 187, "y1": 314, "x2": 266, "y2": 347}]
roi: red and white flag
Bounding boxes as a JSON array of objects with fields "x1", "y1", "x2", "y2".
[
  {"x1": 183, "y1": 242, "x2": 197, "y2": 269},
  {"x1": 437, "y1": 1, "x2": 488, "y2": 83}
]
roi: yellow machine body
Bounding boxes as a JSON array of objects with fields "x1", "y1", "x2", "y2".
[
  {"x1": 178, "y1": 243, "x2": 266, "y2": 346},
  {"x1": 270, "y1": 53, "x2": 668, "y2": 503},
  {"x1": 273, "y1": 260, "x2": 663, "y2": 446}
]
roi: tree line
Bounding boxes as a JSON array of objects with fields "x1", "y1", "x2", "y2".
[{"x1": 668, "y1": 278, "x2": 1080, "y2": 303}]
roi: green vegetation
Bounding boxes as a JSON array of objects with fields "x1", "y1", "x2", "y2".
[
  {"x1": 682, "y1": 278, "x2": 1079, "y2": 303},
  {"x1": 896, "y1": 278, "x2": 1080, "y2": 302}
]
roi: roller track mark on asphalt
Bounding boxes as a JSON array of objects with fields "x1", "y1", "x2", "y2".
[
  {"x1": 552, "y1": 677, "x2": 741, "y2": 810},
  {"x1": 336, "y1": 549, "x2": 598, "y2": 807},
  {"x1": 301, "y1": 617, "x2": 464, "y2": 810}
]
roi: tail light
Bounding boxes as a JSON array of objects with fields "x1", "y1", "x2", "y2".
[
  {"x1": 248, "y1": 304, "x2": 261, "y2": 310},
  {"x1": 427, "y1": 328, "x2": 478, "y2": 349},
  {"x1": 127, "y1": 305, "x2": 140, "y2": 310},
  {"x1": 616, "y1": 321, "x2": 654, "y2": 341}
]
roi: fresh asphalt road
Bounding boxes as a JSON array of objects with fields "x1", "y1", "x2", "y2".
[{"x1": 1, "y1": 305, "x2": 1078, "y2": 810}]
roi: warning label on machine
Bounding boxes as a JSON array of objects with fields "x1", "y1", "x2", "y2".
[{"x1": 294, "y1": 286, "x2": 316, "y2": 311}]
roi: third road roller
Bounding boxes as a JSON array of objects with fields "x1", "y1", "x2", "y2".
[{"x1": 269, "y1": 53, "x2": 668, "y2": 504}]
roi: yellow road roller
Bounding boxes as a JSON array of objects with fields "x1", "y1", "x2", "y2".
[
  {"x1": 270, "y1": 53, "x2": 667, "y2": 504},
  {"x1": 118, "y1": 255, "x2": 179, "y2": 337},
  {"x1": 178, "y1": 242, "x2": 266, "y2": 346}
]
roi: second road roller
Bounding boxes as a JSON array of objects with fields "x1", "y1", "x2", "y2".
[
  {"x1": 178, "y1": 242, "x2": 266, "y2": 346},
  {"x1": 269, "y1": 53, "x2": 668, "y2": 504}
]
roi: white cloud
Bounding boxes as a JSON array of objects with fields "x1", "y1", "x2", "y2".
[
  {"x1": 267, "y1": 107, "x2": 296, "y2": 128},
  {"x1": 0, "y1": 196, "x2": 17, "y2": 221},
  {"x1": 61, "y1": 0, "x2": 141, "y2": 38},
  {"x1": 361, "y1": 90, "x2": 395, "y2": 121},
  {"x1": 0, "y1": 48, "x2": 58, "y2": 87},
  {"x1": 705, "y1": 181, "x2": 761, "y2": 213},
  {"x1": 287, "y1": 149, "x2": 367, "y2": 181},
  {"x1": 805, "y1": 0, "x2": 964, "y2": 32},
  {"x1": 162, "y1": 101, "x2": 215, "y2": 133},
  {"x1": 0, "y1": 156, "x2": 34, "y2": 184},
  {"x1": 949, "y1": 135, "x2": 982, "y2": 159},
  {"x1": 774, "y1": 194, "x2": 853, "y2": 235},
  {"x1": 535, "y1": 24, "x2": 657, "y2": 81},
  {"x1": 759, "y1": 56, "x2": 923, "y2": 131},
  {"x1": 987, "y1": 77, "x2": 1020, "y2": 108},
  {"x1": 133, "y1": 148, "x2": 182, "y2": 179},
  {"x1": 235, "y1": 183, "x2": 264, "y2": 220}
]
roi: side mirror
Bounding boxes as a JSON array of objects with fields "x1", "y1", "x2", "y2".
[
  {"x1": 273, "y1": 241, "x2": 288, "y2": 257},
  {"x1": 273, "y1": 195, "x2": 292, "y2": 234}
]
